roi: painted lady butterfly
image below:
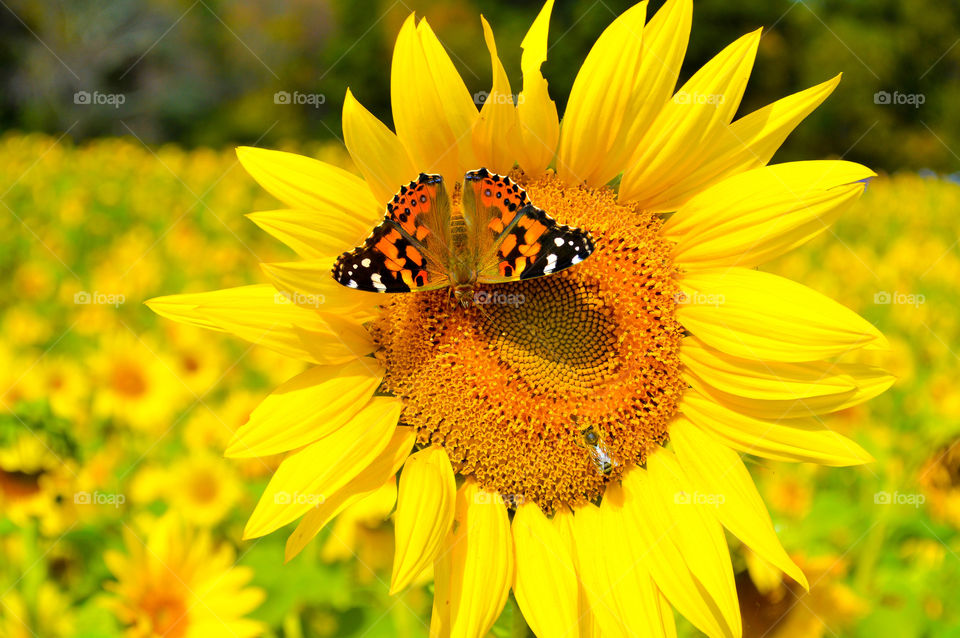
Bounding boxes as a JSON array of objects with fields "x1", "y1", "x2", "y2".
[{"x1": 332, "y1": 168, "x2": 595, "y2": 306}]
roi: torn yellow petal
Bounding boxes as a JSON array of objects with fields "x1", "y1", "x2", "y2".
[
  {"x1": 246, "y1": 208, "x2": 370, "y2": 261},
  {"x1": 680, "y1": 389, "x2": 874, "y2": 465},
  {"x1": 557, "y1": 2, "x2": 648, "y2": 186},
  {"x1": 471, "y1": 16, "x2": 521, "y2": 175},
  {"x1": 145, "y1": 284, "x2": 370, "y2": 364},
  {"x1": 236, "y1": 146, "x2": 379, "y2": 224},
  {"x1": 285, "y1": 427, "x2": 414, "y2": 561},
  {"x1": 511, "y1": 501, "x2": 580, "y2": 638},
  {"x1": 602, "y1": 0, "x2": 693, "y2": 185},
  {"x1": 626, "y1": 75, "x2": 843, "y2": 212},
  {"x1": 391, "y1": 446, "x2": 456, "y2": 594},
  {"x1": 431, "y1": 478, "x2": 513, "y2": 638},
  {"x1": 515, "y1": 0, "x2": 559, "y2": 176},
  {"x1": 343, "y1": 88, "x2": 419, "y2": 206},
  {"x1": 226, "y1": 359, "x2": 383, "y2": 458},
  {"x1": 667, "y1": 160, "x2": 874, "y2": 268},
  {"x1": 671, "y1": 417, "x2": 808, "y2": 590},
  {"x1": 243, "y1": 397, "x2": 401, "y2": 539},
  {"x1": 677, "y1": 267, "x2": 888, "y2": 361},
  {"x1": 619, "y1": 30, "x2": 761, "y2": 208},
  {"x1": 682, "y1": 337, "x2": 895, "y2": 418}
]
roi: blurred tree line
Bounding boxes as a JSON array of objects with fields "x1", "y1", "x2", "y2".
[{"x1": 0, "y1": 0, "x2": 957, "y2": 172}]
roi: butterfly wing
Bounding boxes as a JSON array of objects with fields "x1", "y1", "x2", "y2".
[
  {"x1": 462, "y1": 168, "x2": 595, "y2": 284},
  {"x1": 332, "y1": 173, "x2": 452, "y2": 293}
]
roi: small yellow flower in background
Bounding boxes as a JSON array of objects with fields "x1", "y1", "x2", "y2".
[
  {"x1": 89, "y1": 332, "x2": 189, "y2": 433},
  {"x1": 131, "y1": 451, "x2": 243, "y2": 528},
  {"x1": 148, "y1": 0, "x2": 892, "y2": 635},
  {"x1": 104, "y1": 512, "x2": 265, "y2": 638}
]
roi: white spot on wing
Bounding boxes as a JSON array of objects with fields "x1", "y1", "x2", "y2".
[
  {"x1": 571, "y1": 255, "x2": 582, "y2": 264},
  {"x1": 361, "y1": 258, "x2": 371, "y2": 268},
  {"x1": 347, "y1": 280, "x2": 359, "y2": 288},
  {"x1": 554, "y1": 237, "x2": 565, "y2": 247},
  {"x1": 370, "y1": 273, "x2": 387, "y2": 292},
  {"x1": 543, "y1": 253, "x2": 558, "y2": 274}
]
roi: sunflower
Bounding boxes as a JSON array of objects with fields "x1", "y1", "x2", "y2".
[
  {"x1": 103, "y1": 512, "x2": 265, "y2": 638},
  {"x1": 148, "y1": 1, "x2": 892, "y2": 635}
]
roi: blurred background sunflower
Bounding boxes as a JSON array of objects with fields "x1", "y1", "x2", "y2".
[{"x1": 1, "y1": 0, "x2": 959, "y2": 636}]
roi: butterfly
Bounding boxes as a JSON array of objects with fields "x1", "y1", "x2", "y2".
[{"x1": 332, "y1": 168, "x2": 595, "y2": 306}]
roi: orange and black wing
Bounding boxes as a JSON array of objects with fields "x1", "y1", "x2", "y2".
[
  {"x1": 332, "y1": 173, "x2": 452, "y2": 293},
  {"x1": 462, "y1": 168, "x2": 594, "y2": 283}
]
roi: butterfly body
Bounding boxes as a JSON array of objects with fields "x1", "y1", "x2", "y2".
[{"x1": 333, "y1": 169, "x2": 594, "y2": 306}]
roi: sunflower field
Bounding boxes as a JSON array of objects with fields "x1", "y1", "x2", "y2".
[{"x1": 2, "y1": 130, "x2": 958, "y2": 637}]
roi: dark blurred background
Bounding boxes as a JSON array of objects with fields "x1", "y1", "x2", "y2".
[{"x1": 0, "y1": 0, "x2": 957, "y2": 172}]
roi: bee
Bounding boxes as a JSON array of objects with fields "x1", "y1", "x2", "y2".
[{"x1": 577, "y1": 423, "x2": 620, "y2": 477}]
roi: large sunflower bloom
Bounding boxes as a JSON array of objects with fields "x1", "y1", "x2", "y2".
[{"x1": 148, "y1": 1, "x2": 892, "y2": 636}]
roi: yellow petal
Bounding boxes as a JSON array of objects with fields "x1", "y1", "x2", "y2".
[
  {"x1": 667, "y1": 160, "x2": 874, "y2": 268},
  {"x1": 243, "y1": 397, "x2": 401, "y2": 539},
  {"x1": 391, "y1": 446, "x2": 456, "y2": 594},
  {"x1": 594, "y1": 485, "x2": 669, "y2": 637},
  {"x1": 342, "y1": 88, "x2": 419, "y2": 206},
  {"x1": 392, "y1": 15, "x2": 477, "y2": 186},
  {"x1": 471, "y1": 16, "x2": 521, "y2": 175},
  {"x1": 644, "y1": 451, "x2": 741, "y2": 638},
  {"x1": 260, "y1": 259, "x2": 383, "y2": 317},
  {"x1": 682, "y1": 337, "x2": 894, "y2": 418},
  {"x1": 145, "y1": 284, "x2": 371, "y2": 364},
  {"x1": 236, "y1": 146, "x2": 379, "y2": 224},
  {"x1": 552, "y1": 507, "x2": 603, "y2": 637},
  {"x1": 225, "y1": 359, "x2": 384, "y2": 458},
  {"x1": 285, "y1": 426, "x2": 414, "y2": 561},
  {"x1": 680, "y1": 389, "x2": 874, "y2": 465},
  {"x1": 417, "y1": 19, "x2": 479, "y2": 176},
  {"x1": 619, "y1": 30, "x2": 761, "y2": 208},
  {"x1": 677, "y1": 267, "x2": 888, "y2": 361},
  {"x1": 430, "y1": 478, "x2": 513, "y2": 638},
  {"x1": 246, "y1": 208, "x2": 370, "y2": 261},
  {"x1": 557, "y1": 2, "x2": 648, "y2": 186},
  {"x1": 670, "y1": 417, "x2": 808, "y2": 590},
  {"x1": 514, "y1": 0, "x2": 560, "y2": 176},
  {"x1": 601, "y1": 0, "x2": 693, "y2": 185},
  {"x1": 511, "y1": 501, "x2": 581, "y2": 638},
  {"x1": 646, "y1": 75, "x2": 843, "y2": 211},
  {"x1": 619, "y1": 467, "x2": 733, "y2": 638}
]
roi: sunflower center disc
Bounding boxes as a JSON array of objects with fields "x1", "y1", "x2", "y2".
[{"x1": 372, "y1": 172, "x2": 687, "y2": 511}]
